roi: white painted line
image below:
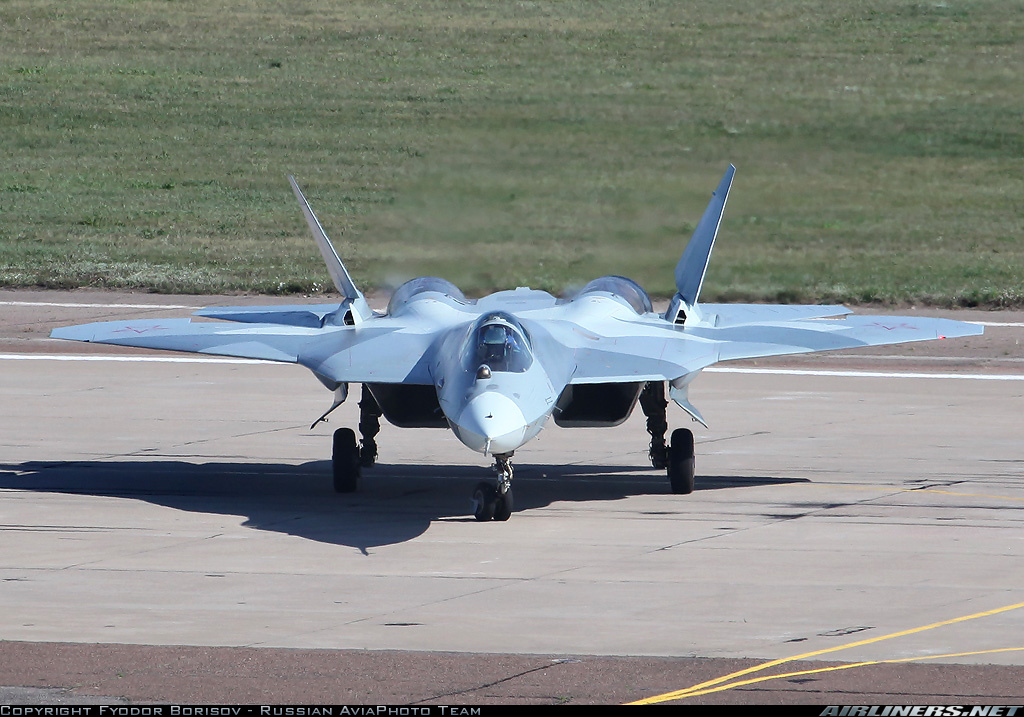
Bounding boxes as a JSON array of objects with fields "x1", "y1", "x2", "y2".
[
  {"x1": 818, "y1": 354, "x2": 1024, "y2": 363},
  {"x1": 706, "y1": 367, "x2": 1024, "y2": 381},
  {"x1": 0, "y1": 353, "x2": 274, "y2": 365},
  {"x1": 968, "y1": 321, "x2": 1024, "y2": 327},
  {"x1": 0, "y1": 301, "x2": 194, "y2": 309},
  {"x1": 1, "y1": 353, "x2": 1021, "y2": 380}
]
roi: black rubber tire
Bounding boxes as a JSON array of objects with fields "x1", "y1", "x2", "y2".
[
  {"x1": 472, "y1": 481, "x2": 497, "y2": 521},
  {"x1": 332, "y1": 428, "x2": 361, "y2": 493},
  {"x1": 492, "y1": 488, "x2": 514, "y2": 522},
  {"x1": 668, "y1": 427, "x2": 695, "y2": 495}
]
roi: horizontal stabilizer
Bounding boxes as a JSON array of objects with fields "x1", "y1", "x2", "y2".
[
  {"x1": 194, "y1": 303, "x2": 344, "y2": 328},
  {"x1": 674, "y1": 165, "x2": 735, "y2": 307},
  {"x1": 699, "y1": 304, "x2": 851, "y2": 327}
]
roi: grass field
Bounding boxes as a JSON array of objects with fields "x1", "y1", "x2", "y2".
[{"x1": 1, "y1": 0, "x2": 1021, "y2": 305}]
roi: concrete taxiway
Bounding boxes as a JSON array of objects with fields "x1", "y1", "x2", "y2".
[{"x1": 1, "y1": 290, "x2": 1023, "y2": 703}]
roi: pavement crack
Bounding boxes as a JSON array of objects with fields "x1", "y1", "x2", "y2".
[
  {"x1": 410, "y1": 660, "x2": 574, "y2": 704},
  {"x1": 172, "y1": 424, "x2": 304, "y2": 449},
  {"x1": 700, "y1": 431, "x2": 771, "y2": 445}
]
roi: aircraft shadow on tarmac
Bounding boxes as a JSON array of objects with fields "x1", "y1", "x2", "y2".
[{"x1": 0, "y1": 460, "x2": 805, "y2": 552}]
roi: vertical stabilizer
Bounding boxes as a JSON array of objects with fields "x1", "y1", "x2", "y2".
[
  {"x1": 288, "y1": 176, "x2": 372, "y2": 324},
  {"x1": 672, "y1": 165, "x2": 736, "y2": 312}
]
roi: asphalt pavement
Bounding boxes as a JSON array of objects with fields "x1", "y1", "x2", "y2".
[{"x1": 1, "y1": 290, "x2": 1022, "y2": 704}]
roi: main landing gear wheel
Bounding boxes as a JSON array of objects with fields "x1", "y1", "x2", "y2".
[
  {"x1": 667, "y1": 427, "x2": 695, "y2": 495},
  {"x1": 332, "y1": 427, "x2": 361, "y2": 493}
]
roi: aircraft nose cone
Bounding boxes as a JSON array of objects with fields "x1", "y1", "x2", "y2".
[{"x1": 451, "y1": 391, "x2": 528, "y2": 455}]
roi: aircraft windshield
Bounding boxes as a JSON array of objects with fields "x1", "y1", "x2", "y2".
[{"x1": 471, "y1": 321, "x2": 532, "y2": 373}]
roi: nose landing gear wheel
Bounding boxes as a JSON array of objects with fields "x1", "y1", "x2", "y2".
[
  {"x1": 492, "y1": 488, "x2": 513, "y2": 521},
  {"x1": 667, "y1": 427, "x2": 695, "y2": 495},
  {"x1": 472, "y1": 482, "x2": 497, "y2": 521},
  {"x1": 332, "y1": 427, "x2": 361, "y2": 493}
]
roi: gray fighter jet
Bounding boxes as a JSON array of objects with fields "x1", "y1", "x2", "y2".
[{"x1": 52, "y1": 167, "x2": 983, "y2": 521}]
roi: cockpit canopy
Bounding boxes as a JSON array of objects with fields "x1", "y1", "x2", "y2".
[{"x1": 466, "y1": 312, "x2": 533, "y2": 374}]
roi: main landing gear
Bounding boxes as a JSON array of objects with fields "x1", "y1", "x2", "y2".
[
  {"x1": 473, "y1": 452, "x2": 514, "y2": 522},
  {"x1": 330, "y1": 386, "x2": 382, "y2": 494},
  {"x1": 640, "y1": 381, "x2": 696, "y2": 495}
]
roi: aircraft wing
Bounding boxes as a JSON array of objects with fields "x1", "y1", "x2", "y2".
[
  {"x1": 50, "y1": 319, "x2": 312, "y2": 362},
  {"x1": 50, "y1": 317, "x2": 438, "y2": 384},
  {"x1": 697, "y1": 313, "x2": 983, "y2": 362},
  {"x1": 555, "y1": 312, "x2": 982, "y2": 385}
]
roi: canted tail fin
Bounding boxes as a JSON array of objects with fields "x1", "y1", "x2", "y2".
[
  {"x1": 288, "y1": 176, "x2": 372, "y2": 324},
  {"x1": 667, "y1": 165, "x2": 735, "y2": 325}
]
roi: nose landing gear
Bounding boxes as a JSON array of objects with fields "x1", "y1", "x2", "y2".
[{"x1": 473, "y1": 452, "x2": 514, "y2": 521}]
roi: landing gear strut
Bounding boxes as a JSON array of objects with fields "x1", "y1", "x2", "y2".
[
  {"x1": 358, "y1": 385, "x2": 382, "y2": 467},
  {"x1": 473, "y1": 452, "x2": 514, "y2": 521},
  {"x1": 639, "y1": 381, "x2": 669, "y2": 470}
]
